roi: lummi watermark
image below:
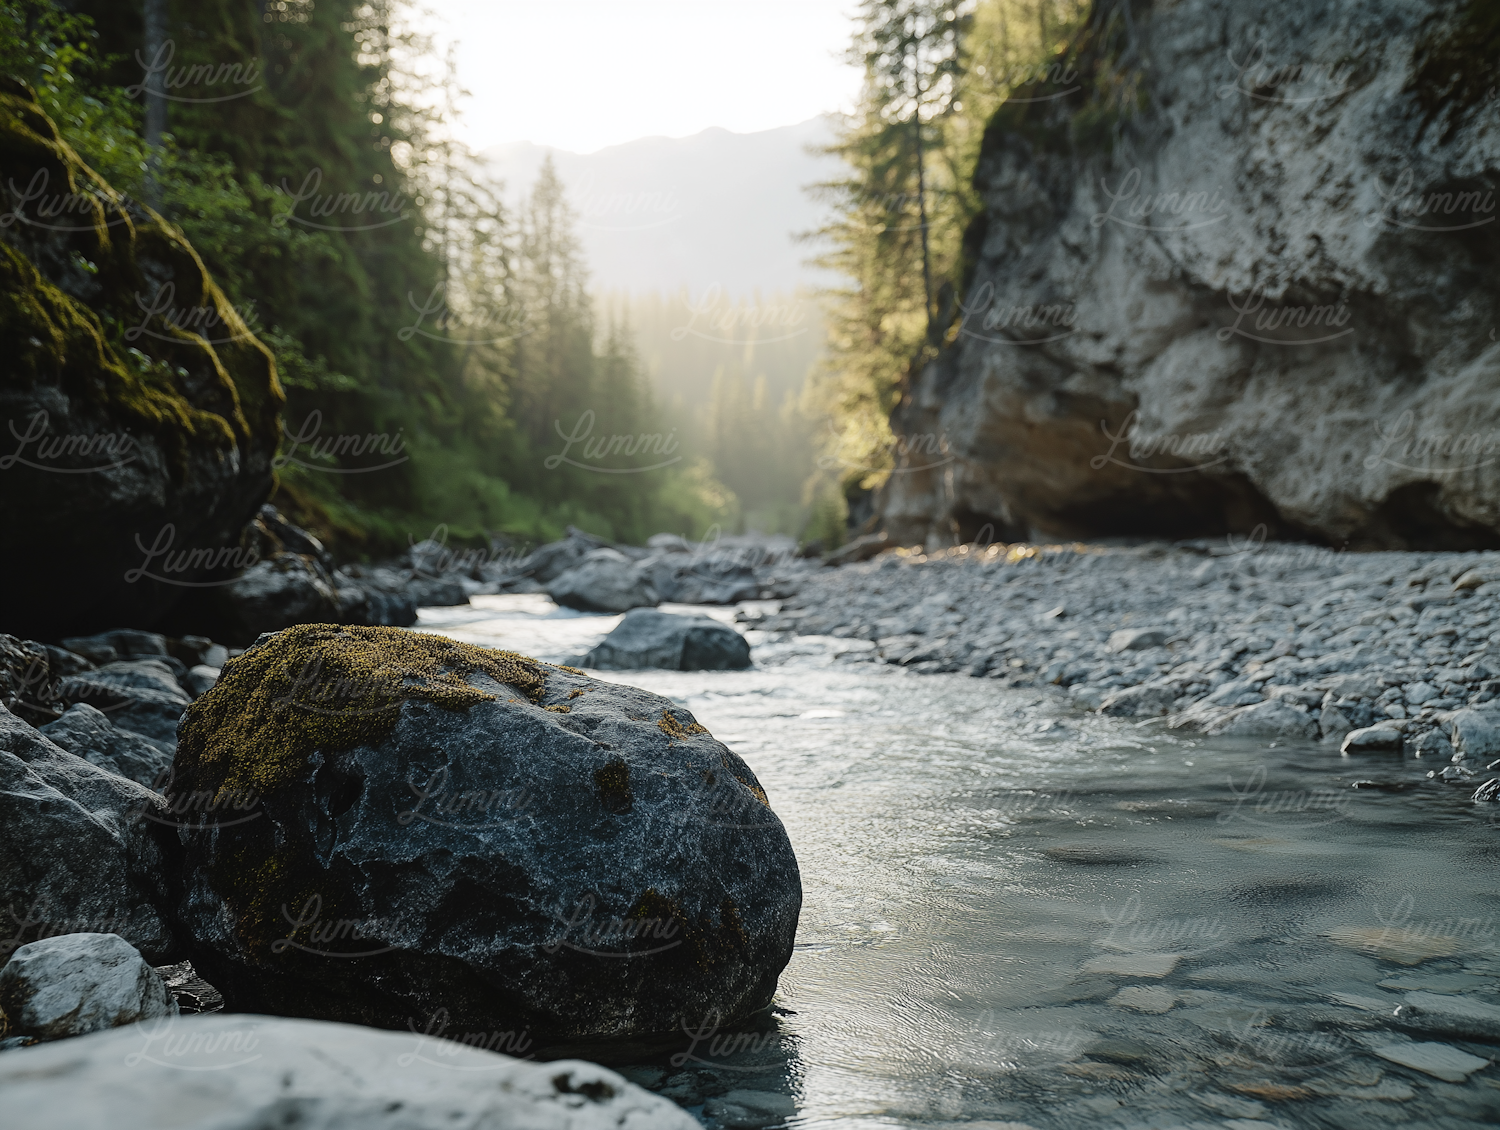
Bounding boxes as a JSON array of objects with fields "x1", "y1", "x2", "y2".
[
  {"x1": 540, "y1": 893, "x2": 683, "y2": 958},
  {"x1": 125, "y1": 282, "x2": 258, "y2": 347},
  {"x1": 1098, "y1": 893, "x2": 1230, "y2": 956},
  {"x1": 1218, "y1": 765, "x2": 1354, "y2": 829},
  {"x1": 270, "y1": 893, "x2": 400, "y2": 958},
  {"x1": 1091, "y1": 168, "x2": 1230, "y2": 232},
  {"x1": 398, "y1": 1007, "x2": 535, "y2": 1068},
  {"x1": 816, "y1": 422, "x2": 954, "y2": 476},
  {"x1": 572, "y1": 175, "x2": 682, "y2": 232},
  {"x1": 125, "y1": 1016, "x2": 264, "y2": 1072},
  {"x1": 397, "y1": 281, "x2": 533, "y2": 346},
  {"x1": 1364, "y1": 410, "x2": 1500, "y2": 475},
  {"x1": 273, "y1": 410, "x2": 409, "y2": 474},
  {"x1": 0, "y1": 168, "x2": 127, "y2": 232},
  {"x1": 1089, "y1": 409, "x2": 1230, "y2": 473},
  {"x1": 125, "y1": 39, "x2": 263, "y2": 104},
  {"x1": 274, "y1": 168, "x2": 409, "y2": 231},
  {"x1": 2, "y1": 898, "x2": 137, "y2": 959},
  {"x1": 1217, "y1": 285, "x2": 1353, "y2": 345},
  {"x1": 1217, "y1": 41, "x2": 1355, "y2": 105},
  {"x1": 670, "y1": 1011, "x2": 786, "y2": 1073},
  {"x1": 125, "y1": 525, "x2": 259, "y2": 586},
  {"x1": 1, "y1": 410, "x2": 137, "y2": 474},
  {"x1": 1366, "y1": 167, "x2": 1497, "y2": 234},
  {"x1": 669, "y1": 285, "x2": 809, "y2": 345},
  {"x1": 397, "y1": 766, "x2": 535, "y2": 830},
  {"x1": 956, "y1": 280, "x2": 1076, "y2": 345},
  {"x1": 545, "y1": 410, "x2": 682, "y2": 473}
]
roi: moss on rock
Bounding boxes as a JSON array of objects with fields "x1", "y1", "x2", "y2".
[{"x1": 176, "y1": 624, "x2": 547, "y2": 797}]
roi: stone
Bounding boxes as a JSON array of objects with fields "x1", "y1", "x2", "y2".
[
  {"x1": 166, "y1": 625, "x2": 800, "y2": 1042},
  {"x1": 579, "y1": 609, "x2": 752, "y2": 671},
  {"x1": 52, "y1": 662, "x2": 189, "y2": 754},
  {"x1": 1372, "y1": 1042, "x2": 1491, "y2": 1083},
  {"x1": 184, "y1": 665, "x2": 220, "y2": 698},
  {"x1": 1410, "y1": 729, "x2": 1454, "y2": 759},
  {"x1": 0, "y1": 84, "x2": 281, "y2": 641},
  {"x1": 0, "y1": 1013, "x2": 697, "y2": 1128},
  {"x1": 39, "y1": 704, "x2": 172, "y2": 789},
  {"x1": 1081, "y1": 953, "x2": 1182, "y2": 978},
  {"x1": 0, "y1": 708, "x2": 177, "y2": 961},
  {"x1": 1208, "y1": 700, "x2": 1317, "y2": 740},
  {"x1": 1109, "y1": 986, "x2": 1178, "y2": 1013},
  {"x1": 1319, "y1": 704, "x2": 1355, "y2": 744},
  {"x1": 0, "y1": 933, "x2": 175, "y2": 1040},
  {"x1": 0, "y1": 635, "x2": 93, "y2": 726},
  {"x1": 1341, "y1": 726, "x2": 1405, "y2": 754},
  {"x1": 59, "y1": 632, "x2": 168, "y2": 667},
  {"x1": 1098, "y1": 682, "x2": 1180, "y2": 717},
  {"x1": 1397, "y1": 991, "x2": 1500, "y2": 1041},
  {"x1": 1108, "y1": 628, "x2": 1168, "y2": 653},
  {"x1": 518, "y1": 528, "x2": 612, "y2": 583},
  {"x1": 1448, "y1": 710, "x2": 1500, "y2": 759},
  {"x1": 1473, "y1": 778, "x2": 1500, "y2": 802},
  {"x1": 547, "y1": 549, "x2": 660, "y2": 613},
  {"x1": 1406, "y1": 682, "x2": 1439, "y2": 705},
  {"x1": 640, "y1": 553, "x2": 760, "y2": 606}
]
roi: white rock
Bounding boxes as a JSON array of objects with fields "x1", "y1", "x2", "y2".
[
  {"x1": 0, "y1": 1012, "x2": 698, "y2": 1128},
  {"x1": 1373, "y1": 1041, "x2": 1491, "y2": 1083},
  {"x1": 0, "y1": 933, "x2": 174, "y2": 1041},
  {"x1": 1341, "y1": 725, "x2": 1404, "y2": 754}
]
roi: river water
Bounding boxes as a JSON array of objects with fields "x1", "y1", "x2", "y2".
[{"x1": 418, "y1": 596, "x2": 1500, "y2": 1129}]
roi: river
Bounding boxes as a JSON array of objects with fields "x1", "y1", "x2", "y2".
[{"x1": 418, "y1": 595, "x2": 1500, "y2": 1129}]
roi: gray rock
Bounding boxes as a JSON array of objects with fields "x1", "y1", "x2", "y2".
[
  {"x1": 1397, "y1": 991, "x2": 1500, "y2": 1041},
  {"x1": 184, "y1": 665, "x2": 220, "y2": 698},
  {"x1": 1099, "y1": 683, "x2": 1180, "y2": 718},
  {"x1": 1319, "y1": 704, "x2": 1356, "y2": 745},
  {"x1": 59, "y1": 631, "x2": 168, "y2": 667},
  {"x1": 641, "y1": 553, "x2": 760, "y2": 605},
  {"x1": 1448, "y1": 710, "x2": 1500, "y2": 759},
  {"x1": 1406, "y1": 682, "x2": 1439, "y2": 705},
  {"x1": 1323, "y1": 673, "x2": 1382, "y2": 700},
  {"x1": 0, "y1": 933, "x2": 175, "y2": 1040},
  {"x1": 580, "y1": 610, "x2": 752, "y2": 671},
  {"x1": 0, "y1": 1013, "x2": 697, "y2": 1128},
  {"x1": 0, "y1": 708, "x2": 177, "y2": 962},
  {"x1": 519, "y1": 529, "x2": 611, "y2": 583},
  {"x1": 1108, "y1": 628, "x2": 1169, "y2": 653},
  {"x1": 1342, "y1": 725, "x2": 1405, "y2": 754},
  {"x1": 548, "y1": 549, "x2": 660, "y2": 613},
  {"x1": 1208, "y1": 700, "x2": 1317, "y2": 740},
  {"x1": 39, "y1": 705, "x2": 172, "y2": 789},
  {"x1": 167, "y1": 625, "x2": 799, "y2": 1042},
  {"x1": 1410, "y1": 729, "x2": 1455, "y2": 759},
  {"x1": 53, "y1": 663, "x2": 189, "y2": 754}
]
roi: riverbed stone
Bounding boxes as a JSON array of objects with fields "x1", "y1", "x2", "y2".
[
  {"x1": 547, "y1": 549, "x2": 660, "y2": 613},
  {"x1": 1342, "y1": 725, "x2": 1405, "y2": 754},
  {"x1": 39, "y1": 705, "x2": 172, "y2": 789},
  {"x1": 0, "y1": 932, "x2": 175, "y2": 1040},
  {"x1": 1373, "y1": 1041, "x2": 1491, "y2": 1083},
  {"x1": 579, "y1": 609, "x2": 752, "y2": 671},
  {"x1": 1448, "y1": 710, "x2": 1500, "y2": 759},
  {"x1": 0, "y1": 1012, "x2": 697, "y2": 1128},
  {"x1": 166, "y1": 624, "x2": 800, "y2": 1042},
  {"x1": 1208, "y1": 700, "x2": 1316, "y2": 740}
]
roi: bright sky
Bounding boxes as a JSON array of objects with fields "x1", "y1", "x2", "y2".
[{"x1": 423, "y1": 0, "x2": 863, "y2": 154}]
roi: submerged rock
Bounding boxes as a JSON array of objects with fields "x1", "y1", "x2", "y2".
[
  {"x1": 0, "y1": 707, "x2": 177, "y2": 962},
  {"x1": 167, "y1": 625, "x2": 800, "y2": 1042},
  {"x1": 0, "y1": 932, "x2": 175, "y2": 1041},
  {"x1": 0, "y1": 1013, "x2": 698, "y2": 1128},
  {"x1": 580, "y1": 609, "x2": 752, "y2": 672}
]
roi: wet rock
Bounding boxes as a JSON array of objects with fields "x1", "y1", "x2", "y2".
[
  {"x1": 0, "y1": 1013, "x2": 697, "y2": 1128},
  {"x1": 54, "y1": 661, "x2": 190, "y2": 754},
  {"x1": 519, "y1": 528, "x2": 612, "y2": 583},
  {"x1": 1342, "y1": 725, "x2": 1405, "y2": 754},
  {"x1": 39, "y1": 705, "x2": 172, "y2": 789},
  {"x1": 548, "y1": 549, "x2": 660, "y2": 613},
  {"x1": 579, "y1": 609, "x2": 751, "y2": 672},
  {"x1": 1397, "y1": 991, "x2": 1500, "y2": 1041},
  {"x1": 1373, "y1": 1041, "x2": 1492, "y2": 1083},
  {"x1": 59, "y1": 631, "x2": 169, "y2": 667},
  {"x1": 1448, "y1": 710, "x2": 1500, "y2": 759},
  {"x1": 641, "y1": 554, "x2": 760, "y2": 605},
  {"x1": 1108, "y1": 628, "x2": 1169, "y2": 653},
  {"x1": 0, "y1": 635, "x2": 93, "y2": 726},
  {"x1": 166, "y1": 625, "x2": 799, "y2": 1042},
  {"x1": 0, "y1": 708, "x2": 177, "y2": 962},
  {"x1": 1099, "y1": 682, "x2": 1180, "y2": 718},
  {"x1": 1080, "y1": 953, "x2": 1182, "y2": 978},
  {"x1": 1109, "y1": 986, "x2": 1178, "y2": 1013},
  {"x1": 0, "y1": 933, "x2": 175, "y2": 1040},
  {"x1": 1208, "y1": 700, "x2": 1316, "y2": 740},
  {"x1": 184, "y1": 665, "x2": 220, "y2": 698}
]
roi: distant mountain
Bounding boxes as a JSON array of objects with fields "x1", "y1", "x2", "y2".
[{"x1": 481, "y1": 117, "x2": 841, "y2": 298}]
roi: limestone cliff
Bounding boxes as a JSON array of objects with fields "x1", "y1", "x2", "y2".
[{"x1": 881, "y1": 0, "x2": 1500, "y2": 550}]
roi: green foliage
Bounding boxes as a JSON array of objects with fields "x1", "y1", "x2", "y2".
[{"x1": 4, "y1": 0, "x2": 723, "y2": 556}]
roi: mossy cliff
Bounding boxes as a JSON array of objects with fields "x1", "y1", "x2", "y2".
[{"x1": 0, "y1": 79, "x2": 282, "y2": 638}]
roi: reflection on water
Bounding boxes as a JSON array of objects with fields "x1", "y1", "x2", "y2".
[{"x1": 418, "y1": 597, "x2": 1500, "y2": 1128}]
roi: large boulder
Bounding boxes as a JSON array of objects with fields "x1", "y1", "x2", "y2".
[
  {"x1": 580, "y1": 609, "x2": 752, "y2": 671},
  {"x1": 0, "y1": 80, "x2": 282, "y2": 638},
  {"x1": 166, "y1": 625, "x2": 800, "y2": 1043},
  {"x1": 0, "y1": 706, "x2": 177, "y2": 962},
  {"x1": 0, "y1": 932, "x2": 175, "y2": 1041},
  {"x1": 878, "y1": 1, "x2": 1500, "y2": 548},
  {"x1": 0, "y1": 1013, "x2": 698, "y2": 1129},
  {"x1": 548, "y1": 549, "x2": 660, "y2": 613}
]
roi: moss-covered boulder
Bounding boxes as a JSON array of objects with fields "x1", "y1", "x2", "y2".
[
  {"x1": 166, "y1": 625, "x2": 801, "y2": 1045},
  {"x1": 0, "y1": 79, "x2": 282, "y2": 639}
]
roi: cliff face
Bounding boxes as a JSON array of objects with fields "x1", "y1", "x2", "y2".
[
  {"x1": 0, "y1": 81, "x2": 282, "y2": 637},
  {"x1": 881, "y1": 0, "x2": 1500, "y2": 550}
]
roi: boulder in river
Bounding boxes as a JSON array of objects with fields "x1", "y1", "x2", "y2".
[
  {"x1": 0, "y1": 706, "x2": 178, "y2": 962},
  {"x1": 580, "y1": 609, "x2": 752, "y2": 671},
  {"x1": 0, "y1": 1012, "x2": 697, "y2": 1128},
  {"x1": 547, "y1": 548, "x2": 660, "y2": 613},
  {"x1": 166, "y1": 624, "x2": 800, "y2": 1043},
  {"x1": 0, "y1": 932, "x2": 175, "y2": 1041}
]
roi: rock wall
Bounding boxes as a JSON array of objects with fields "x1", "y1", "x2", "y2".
[
  {"x1": 0, "y1": 80, "x2": 282, "y2": 638},
  {"x1": 882, "y1": 0, "x2": 1500, "y2": 550}
]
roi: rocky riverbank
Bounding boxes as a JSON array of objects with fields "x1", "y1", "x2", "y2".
[{"x1": 748, "y1": 539, "x2": 1500, "y2": 789}]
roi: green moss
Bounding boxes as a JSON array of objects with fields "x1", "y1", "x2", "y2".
[
  {"x1": 594, "y1": 756, "x2": 633, "y2": 814},
  {"x1": 657, "y1": 708, "x2": 709, "y2": 742},
  {"x1": 177, "y1": 624, "x2": 547, "y2": 798},
  {"x1": 629, "y1": 890, "x2": 750, "y2": 973}
]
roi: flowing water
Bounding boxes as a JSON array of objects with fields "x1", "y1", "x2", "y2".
[{"x1": 419, "y1": 596, "x2": 1500, "y2": 1129}]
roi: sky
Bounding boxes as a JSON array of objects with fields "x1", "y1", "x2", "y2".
[{"x1": 422, "y1": 0, "x2": 863, "y2": 154}]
